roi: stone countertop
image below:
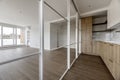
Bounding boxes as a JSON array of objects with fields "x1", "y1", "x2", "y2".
[{"x1": 94, "y1": 40, "x2": 120, "y2": 45}]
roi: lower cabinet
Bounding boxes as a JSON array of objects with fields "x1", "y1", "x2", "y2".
[
  {"x1": 116, "y1": 63, "x2": 120, "y2": 80},
  {"x1": 93, "y1": 41, "x2": 120, "y2": 80},
  {"x1": 113, "y1": 63, "x2": 120, "y2": 80}
]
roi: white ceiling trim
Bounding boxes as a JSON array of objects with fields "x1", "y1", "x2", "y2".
[
  {"x1": 80, "y1": 7, "x2": 108, "y2": 17},
  {"x1": 48, "y1": 15, "x2": 76, "y2": 23}
]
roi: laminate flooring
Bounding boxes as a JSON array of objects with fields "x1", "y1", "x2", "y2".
[
  {"x1": 0, "y1": 47, "x2": 114, "y2": 80},
  {"x1": 0, "y1": 47, "x2": 75, "y2": 80},
  {"x1": 63, "y1": 54, "x2": 115, "y2": 80}
]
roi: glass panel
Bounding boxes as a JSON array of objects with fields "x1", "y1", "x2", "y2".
[
  {"x1": 0, "y1": 26, "x2": 1, "y2": 46},
  {"x1": 70, "y1": 18, "x2": 76, "y2": 64},
  {"x1": 70, "y1": 1, "x2": 76, "y2": 64},
  {"x1": 79, "y1": 20, "x2": 82, "y2": 53},
  {"x1": 44, "y1": 0, "x2": 67, "y2": 79},
  {"x1": 17, "y1": 28, "x2": 24, "y2": 45},
  {"x1": 3, "y1": 27, "x2": 14, "y2": 46},
  {"x1": 0, "y1": 55, "x2": 39, "y2": 80},
  {"x1": 13, "y1": 28, "x2": 17, "y2": 45}
]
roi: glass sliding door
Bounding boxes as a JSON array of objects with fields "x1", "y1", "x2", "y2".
[
  {"x1": 0, "y1": 26, "x2": 1, "y2": 46},
  {"x1": 3, "y1": 27, "x2": 14, "y2": 46},
  {"x1": 17, "y1": 28, "x2": 24, "y2": 45},
  {"x1": 13, "y1": 28, "x2": 17, "y2": 45}
]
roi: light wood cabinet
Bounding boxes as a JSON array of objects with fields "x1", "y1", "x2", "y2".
[
  {"x1": 81, "y1": 17, "x2": 93, "y2": 55},
  {"x1": 113, "y1": 63, "x2": 120, "y2": 80},
  {"x1": 92, "y1": 41, "x2": 99, "y2": 56},
  {"x1": 117, "y1": 64, "x2": 120, "y2": 80},
  {"x1": 93, "y1": 41, "x2": 120, "y2": 80},
  {"x1": 117, "y1": 45, "x2": 120, "y2": 64}
]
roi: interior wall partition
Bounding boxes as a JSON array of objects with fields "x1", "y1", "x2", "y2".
[
  {"x1": 43, "y1": 0, "x2": 80, "y2": 80},
  {"x1": 44, "y1": 0, "x2": 68, "y2": 80},
  {"x1": 70, "y1": 0, "x2": 77, "y2": 65},
  {"x1": 0, "y1": 0, "x2": 80, "y2": 80},
  {"x1": 40, "y1": 0, "x2": 80, "y2": 79}
]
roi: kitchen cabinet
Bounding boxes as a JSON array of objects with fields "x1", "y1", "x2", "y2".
[
  {"x1": 81, "y1": 17, "x2": 93, "y2": 54},
  {"x1": 93, "y1": 41, "x2": 120, "y2": 80}
]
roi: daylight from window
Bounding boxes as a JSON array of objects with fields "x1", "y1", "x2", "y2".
[{"x1": 0, "y1": 24, "x2": 25, "y2": 47}]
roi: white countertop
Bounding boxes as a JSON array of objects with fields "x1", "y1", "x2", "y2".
[{"x1": 94, "y1": 40, "x2": 120, "y2": 45}]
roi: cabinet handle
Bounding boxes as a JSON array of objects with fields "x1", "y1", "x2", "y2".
[
  {"x1": 110, "y1": 44, "x2": 114, "y2": 46},
  {"x1": 109, "y1": 59, "x2": 113, "y2": 63}
]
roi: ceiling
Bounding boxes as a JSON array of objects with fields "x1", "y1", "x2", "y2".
[
  {"x1": 0, "y1": 0, "x2": 112, "y2": 27},
  {"x1": 44, "y1": 0, "x2": 76, "y2": 22},
  {"x1": 45, "y1": 0, "x2": 112, "y2": 19},
  {"x1": 0, "y1": 0, "x2": 75, "y2": 26},
  {"x1": 74, "y1": 0, "x2": 112, "y2": 16},
  {"x1": 0, "y1": 0, "x2": 39, "y2": 26}
]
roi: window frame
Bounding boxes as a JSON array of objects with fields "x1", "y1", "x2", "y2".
[
  {"x1": 0, "y1": 23, "x2": 25, "y2": 48},
  {"x1": 2, "y1": 26, "x2": 14, "y2": 46}
]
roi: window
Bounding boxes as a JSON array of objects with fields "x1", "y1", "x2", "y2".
[
  {"x1": 17, "y1": 28, "x2": 24, "y2": 45},
  {"x1": 0, "y1": 23, "x2": 25, "y2": 47},
  {"x1": 3, "y1": 27, "x2": 14, "y2": 46}
]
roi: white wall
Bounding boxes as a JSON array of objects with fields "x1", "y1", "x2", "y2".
[
  {"x1": 50, "y1": 23, "x2": 58, "y2": 50},
  {"x1": 45, "y1": 20, "x2": 77, "y2": 50},
  {"x1": 44, "y1": 19, "x2": 79, "y2": 50},
  {"x1": 57, "y1": 22, "x2": 67, "y2": 47},
  {"x1": 44, "y1": 22, "x2": 50, "y2": 50},
  {"x1": 56, "y1": 20, "x2": 82, "y2": 49},
  {"x1": 57, "y1": 21, "x2": 76, "y2": 48},
  {"x1": 108, "y1": 0, "x2": 120, "y2": 28}
]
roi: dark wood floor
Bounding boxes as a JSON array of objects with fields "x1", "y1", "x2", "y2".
[
  {"x1": 0, "y1": 46, "x2": 38, "y2": 63},
  {"x1": 0, "y1": 47, "x2": 114, "y2": 80},
  {"x1": 0, "y1": 47, "x2": 75, "y2": 80},
  {"x1": 63, "y1": 54, "x2": 115, "y2": 80}
]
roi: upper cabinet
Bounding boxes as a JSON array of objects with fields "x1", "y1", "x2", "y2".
[{"x1": 107, "y1": 0, "x2": 120, "y2": 29}]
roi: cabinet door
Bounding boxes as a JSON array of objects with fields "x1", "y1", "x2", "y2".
[
  {"x1": 92, "y1": 41, "x2": 95, "y2": 54},
  {"x1": 104, "y1": 43, "x2": 109, "y2": 66},
  {"x1": 118, "y1": 64, "x2": 120, "y2": 80},
  {"x1": 95, "y1": 41, "x2": 120, "y2": 80},
  {"x1": 108, "y1": 44, "x2": 114, "y2": 74},
  {"x1": 111, "y1": 45, "x2": 120, "y2": 80},
  {"x1": 115, "y1": 63, "x2": 120, "y2": 80},
  {"x1": 99, "y1": 42, "x2": 103, "y2": 57},
  {"x1": 114, "y1": 45, "x2": 119, "y2": 64},
  {"x1": 81, "y1": 17, "x2": 92, "y2": 54},
  {"x1": 103, "y1": 43, "x2": 107, "y2": 61},
  {"x1": 97, "y1": 42, "x2": 100, "y2": 55},
  {"x1": 118, "y1": 46, "x2": 120, "y2": 64},
  {"x1": 101, "y1": 42, "x2": 105, "y2": 60}
]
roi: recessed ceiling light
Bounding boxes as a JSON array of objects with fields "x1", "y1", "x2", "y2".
[
  {"x1": 19, "y1": 10, "x2": 22, "y2": 14},
  {"x1": 88, "y1": 5, "x2": 92, "y2": 8}
]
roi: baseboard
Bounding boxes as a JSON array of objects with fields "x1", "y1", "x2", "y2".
[
  {"x1": 82, "y1": 53, "x2": 100, "y2": 57},
  {"x1": 48, "y1": 46, "x2": 76, "y2": 51},
  {"x1": 50, "y1": 46, "x2": 64, "y2": 51}
]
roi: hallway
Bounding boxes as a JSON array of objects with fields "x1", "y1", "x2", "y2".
[{"x1": 63, "y1": 54, "x2": 114, "y2": 80}]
